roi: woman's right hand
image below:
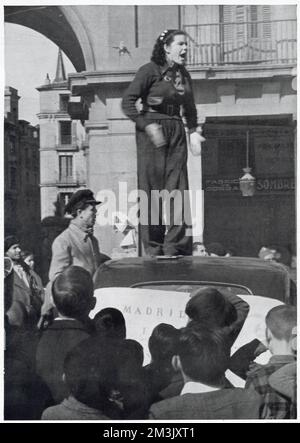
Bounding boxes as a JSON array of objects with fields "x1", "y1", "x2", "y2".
[{"x1": 145, "y1": 123, "x2": 166, "y2": 148}]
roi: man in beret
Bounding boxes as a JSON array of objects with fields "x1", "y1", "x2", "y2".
[
  {"x1": 5, "y1": 236, "x2": 44, "y2": 327},
  {"x1": 41, "y1": 189, "x2": 110, "y2": 322}
]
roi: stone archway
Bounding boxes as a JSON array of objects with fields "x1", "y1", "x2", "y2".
[{"x1": 4, "y1": 5, "x2": 96, "y2": 72}]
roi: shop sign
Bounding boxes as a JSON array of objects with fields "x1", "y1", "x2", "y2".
[{"x1": 204, "y1": 177, "x2": 294, "y2": 192}]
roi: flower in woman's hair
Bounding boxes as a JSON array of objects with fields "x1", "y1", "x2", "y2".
[{"x1": 159, "y1": 30, "x2": 169, "y2": 41}]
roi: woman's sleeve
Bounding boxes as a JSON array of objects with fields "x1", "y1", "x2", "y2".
[
  {"x1": 122, "y1": 63, "x2": 156, "y2": 131},
  {"x1": 182, "y1": 70, "x2": 198, "y2": 130},
  {"x1": 224, "y1": 293, "x2": 250, "y2": 343}
]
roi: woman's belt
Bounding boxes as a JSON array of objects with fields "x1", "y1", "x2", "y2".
[{"x1": 143, "y1": 103, "x2": 180, "y2": 117}]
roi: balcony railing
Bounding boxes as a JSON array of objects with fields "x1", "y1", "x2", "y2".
[
  {"x1": 60, "y1": 134, "x2": 72, "y2": 145},
  {"x1": 57, "y1": 175, "x2": 77, "y2": 186},
  {"x1": 57, "y1": 173, "x2": 86, "y2": 187},
  {"x1": 184, "y1": 19, "x2": 296, "y2": 67}
]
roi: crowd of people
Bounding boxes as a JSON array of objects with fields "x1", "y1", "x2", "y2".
[
  {"x1": 4, "y1": 255, "x2": 297, "y2": 420},
  {"x1": 193, "y1": 241, "x2": 296, "y2": 284},
  {"x1": 4, "y1": 186, "x2": 297, "y2": 421}
]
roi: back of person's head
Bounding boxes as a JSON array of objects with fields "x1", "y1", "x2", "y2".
[
  {"x1": 225, "y1": 246, "x2": 237, "y2": 257},
  {"x1": 52, "y1": 266, "x2": 95, "y2": 320},
  {"x1": 206, "y1": 242, "x2": 226, "y2": 257},
  {"x1": 177, "y1": 324, "x2": 230, "y2": 386},
  {"x1": 21, "y1": 250, "x2": 30, "y2": 259},
  {"x1": 186, "y1": 287, "x2": 237, "y2": 328},
  {"x1": 266, "y1": 305, "x2": 297, "y2": 343},
  {"x1": 148, "y1": 323, "x2": 180, "y2": 364},
  {"x1": 93, "y1": 307, "x2": 126, "y2": 340},
  {"x1": 258, "y1": 246, "x2": 276, "y2": 261},
  {"x1": 63, "y1": 336, "x2": 119, "y2": 412},
  {"x1": 117, "y1": 339, "x2": 145, "y2": 394},
  {"x1": 116, "y1": 339, "x2": 150, "y2": 418},
  {"x1": 271, "y1": 245, "x2": 292, "y2": 267},
  {"x1": 121, "y1": 339, "x2": 144, "y2": 368}
]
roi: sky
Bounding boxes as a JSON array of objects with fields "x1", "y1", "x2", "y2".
[{"x1": 4, "y1": 22, "x2": 75, "y2": 126}]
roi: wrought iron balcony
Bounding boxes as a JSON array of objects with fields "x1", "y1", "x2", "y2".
[
  {"x1": 56, "y1": 175, "x2": 85, "y2": 187},
  {"x1": 60, "y1": 134, "x2": 72, "y2": 145},
  {"x1": 184, "y1": 19, "x2": 296, "y2": 67}
]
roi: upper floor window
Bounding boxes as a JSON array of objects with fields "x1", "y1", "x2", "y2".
[
  {"x1": 59, "y1": 121, "x2": 72, "y2": 145},
  {"x1": 59, "y1": 94, "x2": 69, "y2": 112},
  {"x1": 59, "y1": 155, "x2": 73, "y2": 181},
  {"x1": 222, "y1": 5, "x2": 271, "y2": 43}
]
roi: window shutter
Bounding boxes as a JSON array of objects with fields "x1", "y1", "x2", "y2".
[
  {"x1": 72, "y1": 121, "x2": 77, "y2": 146},
  {"x1": 223, "y1": 5, "x2": 234, "y2": 41},
  {"x1": 262, "y1": 6, "x2": 271, "y2": 39},
  {"x1": 250, "y1": 5, "x2": 258, "y2": 38},
  {"x1": 236, "y1": 5, "x2": 247, "y2": 41},
  {"x1": 223, "y1": 5, "x2": 247, "y2": 41}
]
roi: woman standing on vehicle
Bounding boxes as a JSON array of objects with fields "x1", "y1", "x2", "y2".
[{"x1": 122, "y1": 29, "x2": 203, "y2": 257}]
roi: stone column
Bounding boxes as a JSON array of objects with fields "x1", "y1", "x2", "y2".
[{"x1": 187, "y1": 118, "x2": 206, "y2": 242}]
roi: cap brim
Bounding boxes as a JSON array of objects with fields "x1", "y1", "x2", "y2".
[{"x1": 86, "y1": 200, "x2": 102, "y2": 205}]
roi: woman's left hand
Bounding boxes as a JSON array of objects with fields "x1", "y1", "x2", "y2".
[{"x1": 189, "y1": 131, "x2": 203, "y2": 156}]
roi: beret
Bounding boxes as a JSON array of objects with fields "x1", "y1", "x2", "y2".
[{"x1": 4, "y1": 235, "x2": 20, "y2": 252}]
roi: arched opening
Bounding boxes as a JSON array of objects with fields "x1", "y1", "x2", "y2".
[
  {"x1": 5, "y1": 23, "x2": 76, "y2": 125},
  {"x1": 4, "y1": 5, "x2": 88, "y2": 72}
]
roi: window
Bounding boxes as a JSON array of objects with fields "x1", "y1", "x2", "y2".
[
  {"x1": 223, "y1": 5, "x2": 272, "y2": 42},
  {"x1": 10, "y1": 167, "x2": 17, "y2": 190},
  {"x1": 59, "y1": 155, "x2": 73, "y2": 182},
  {"x1": 59, "y1": 121, "x2": 72, "y2": 145},
  {"x1": 221, "y1": 5, "x2": 272, "y2": 62},
  {"x1": 59, "y1": 95, "x2": 69, "y2": 112}
]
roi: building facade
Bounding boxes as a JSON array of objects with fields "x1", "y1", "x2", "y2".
[
  {"x1": 4, "y1": 86, "x2": 41, "y2": 256},
  {"x1": 36, "y1": 50, "x2": 88, "y2": 281},
  {"x1": 37, "y1": 49, "x2": 88, "y2": 219},
  {"x1": 5, "y1": 4, "x2": 296, "y2": 258}
]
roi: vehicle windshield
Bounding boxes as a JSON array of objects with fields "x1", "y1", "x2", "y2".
[{"x1": 131, "y1": 281, "x2": 252, "y2": 296}]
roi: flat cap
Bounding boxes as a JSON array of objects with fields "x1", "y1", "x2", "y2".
[{"x1": 65, "y1": 189, "x2": 101, "y2": 214}]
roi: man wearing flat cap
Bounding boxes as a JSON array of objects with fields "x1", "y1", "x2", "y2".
[
  {"x1": 41, "y1": 189, "x2": 110, "y2": 321},
  {"x1": 49, "y1": 189, "x2": 109, "y2": 280}
]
